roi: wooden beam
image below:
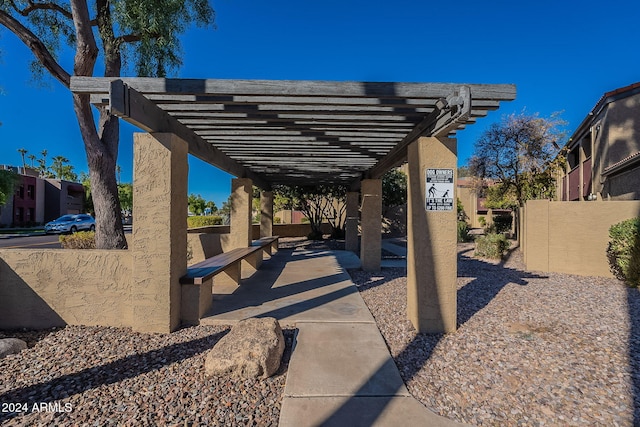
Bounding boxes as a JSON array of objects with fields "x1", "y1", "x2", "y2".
[
  {"x1": 361, "y1": 86, "x2": 472, "y2": 181},
  {"x1": 72, "y1": 77, "x2": 516, "y2": 101},
  {"x1": 108, "y1": 80, "x2": 271, "y2": 189}
]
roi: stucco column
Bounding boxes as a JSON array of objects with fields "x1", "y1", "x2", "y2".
[
  {"x1": 230, "y1": 178, "x2": 253, "y2": 249},
  {"x1": 345, "y1": 191, "x2": 359, "y2": 253},
  {"x1": 407, "y1": 136, "x2": 457, "y2": 333},
  {"x1": 360, "y1": 179, "x2": 382, "y2": 271},
  {"x1": 260, "y1": 190, "x2": 273, "y2": 238},
  {"x1": 132, "y1": 132, "x2": 188, "y2": 333}
]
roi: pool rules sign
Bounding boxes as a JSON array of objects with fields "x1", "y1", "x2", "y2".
[{"x1": 426, "y1": 168, "x2": 454, "y2": 211}]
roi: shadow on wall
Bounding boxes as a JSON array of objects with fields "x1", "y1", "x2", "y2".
[{"x1": 0, "y1": 258, "x2": 66, "y2": 329}]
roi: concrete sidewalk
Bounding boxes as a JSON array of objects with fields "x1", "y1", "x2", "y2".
[{"x1": 200, "y1": 247, "x2": 462, "y2": 426}]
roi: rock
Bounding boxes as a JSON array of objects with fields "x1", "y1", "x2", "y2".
[
  {"x1": 205, "y1": 317, "x2": 285, "y2": 379},
  {"x1": 0, "y1": 338, "x2": 27, "y2": 358}
]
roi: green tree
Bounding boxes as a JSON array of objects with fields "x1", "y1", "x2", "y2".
[
  {"x1": 188, "y1": 193, "x2": 207, "y2": 216},
  {"x1": 469, "y1": 112, "x2": 566, "y2": 210},
  {"x1": 17, "y1": 148, "x2": 27, "y2": 170},
  {"x1": 80, "y1": 171, "x2": 94, "y2": 214},
  {"x1": 0, "y1": 169, "x2": 19, "y2": 206},
  {"x1": 205, "y1": 200, "x2": 217, "y2": 214},
  {"x1": 273, "y1": 184, "x2": 347, "y2": 240},
  {"x1": 118, "y1": 183, "x2": 133, "y2": 213},
  {"x1": 0, "y1": 0, "x2": 215, "y2": 249},
  {"x1": 27, "y1": 154, "x2": 36, "y2": 168},
  {"x1": 51, "y1": 156, "x2": 78, "y2": 181},
  {"x1": 381, "y1": 168, "x2": 407, "y2": 210}
]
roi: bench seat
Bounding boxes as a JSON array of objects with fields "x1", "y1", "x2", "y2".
[{"x1": 180, "y1": 246, "x2": 261, "y2": 285}]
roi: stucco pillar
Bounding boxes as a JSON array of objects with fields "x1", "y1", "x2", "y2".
[
  {"x1": 407, "y1": 136, "x2": 457, "y2": 333},
  {"x1": 260, "y1": 190, "x2": 273, "y2": 238},
  {"x1": 230, "y1": 178, "x2": 253, "y2": 249},
  {"x1": 345, "y1": 191, "x2": 359, "y2": 253},
  {"x1": 132, "y1": 132, "x2": 188, "y2": 333},
  {"x1": 360, "y1": 179, "x2": 382, "y2": 271}
]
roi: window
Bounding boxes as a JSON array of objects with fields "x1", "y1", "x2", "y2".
[
  {"x1": 16, "y1": 185, "x2": 24, "y2": 199},
  {"x1": 27, "y1": 185, "x2": 35, "y2": 200}
]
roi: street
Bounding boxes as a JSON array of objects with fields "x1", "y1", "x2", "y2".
[{"x1": 0, "y1": 234, "x2": 62, "y2": 249}]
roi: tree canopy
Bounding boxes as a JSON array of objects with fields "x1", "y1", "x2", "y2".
[
  {"x1": 468, "y1": 112, "x2": 567, "y2": 209},
  {"x1": 0, "y1": 169, "x2": 19, "y2": 206},
  {"x1": 0, "y1": 0, "x2": 215, "y2": 248}
]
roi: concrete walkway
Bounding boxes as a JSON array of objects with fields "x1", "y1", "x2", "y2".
[{"x1": 200, "y1": 247, "x2": 462, "y2": 426}]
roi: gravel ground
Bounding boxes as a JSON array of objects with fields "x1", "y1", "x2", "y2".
[
  {"x1": 3, "y1": 239, "x2": 639, "y2": 426},
  {"x1": 0, "y1": 325, "x2": 294, "y2": 426},
  {"x1": 352, "y1": 242, "x2": 640, "y2": 426}
]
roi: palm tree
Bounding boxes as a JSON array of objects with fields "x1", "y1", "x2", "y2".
[
  {"x1": 17, "y1": 148, "x2": 27, "y2": 172},
  {"x1": 27, "y1": 154, "x2": 36, "y2": 168}
]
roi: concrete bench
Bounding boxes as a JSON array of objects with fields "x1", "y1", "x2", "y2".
[{"x1": 180, "y1": 236, "x2": 279, "y2": 326}]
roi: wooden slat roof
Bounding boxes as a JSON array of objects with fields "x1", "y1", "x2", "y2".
[{"x1": 71, "y1": 77, "x2": 515, "y2": 189}]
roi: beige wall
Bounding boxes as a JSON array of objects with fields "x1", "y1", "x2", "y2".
[
  {"x1": 523, "y1": 199, "x2": 640, "y2": 277},
  {"x1": 457, "y1": 186, "x2": 482, "y2": 228},
  {"x1": 0, "y1": 249, "x2": 132, "y2": 329}
]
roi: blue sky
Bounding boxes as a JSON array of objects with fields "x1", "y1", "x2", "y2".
[{"x1": 1, "y1": 0, "x2": 639, "y2": 207}]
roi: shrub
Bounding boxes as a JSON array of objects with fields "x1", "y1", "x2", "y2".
[
  {"x1": 274, "y1": 217, "x2": 282, "y2": 224},
  {"x1": 59, "y1": 231, "x2": 96, "y2": 249},
  {"x1": 478, "y1": 216, "x2": 486, "y2": 227},
  {"x1": 607, "y1": 217, "x2": 640, "y2": 287},
  {"x1": 493, "y1": 214, "x2": 513, "y2": 234},
  {"x1": 457, "y1": 220, "x2": 470, "y2": 243},
  {"x1": 475, "y1": 232, "x2": 510, "y2": 259},
  {"x1": 187, "y1": 215, "x2": 223, "y2": 228}
]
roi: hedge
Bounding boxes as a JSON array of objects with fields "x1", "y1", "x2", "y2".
[
  {"x1": 59, "y1": 231, "x2": 96, "y2": 249},
  {"x1": 607, "y1": 217, "x2": 640, "y2": 287},
  {"x1": 475, "y1": 232, "x2": 510, "y2": 259},
  {"x1": 187, "y1": 215, "x2": 223, "y2": 228}
]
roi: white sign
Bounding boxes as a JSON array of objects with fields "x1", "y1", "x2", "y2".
[{"x1": 426, "y1": 168, "x2": 454, "y2": 211}]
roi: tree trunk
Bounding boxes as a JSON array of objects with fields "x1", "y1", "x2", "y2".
[{"x1": 73, "y1": 93, "x2": 127, "y2": 249}]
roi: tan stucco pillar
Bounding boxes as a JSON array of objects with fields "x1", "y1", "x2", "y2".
[
  {"x1": 360, "y1": 179, "x2": 382, "y2": 271},
  {"x1": 230, "y1": 178, "x2": 253, "y2": 249},
  {"x1": 132, "y1": 132, "x2": 188, "y2": 333},
  {"x1": 407, "y1": 136, "x2": 457, "y2": 333},
  {"x1": 260, "y1": 190, "x2": 273, "y2": 238},
  {"x1": 345, "y1": 191, "x2": 359, "y2": 253}
]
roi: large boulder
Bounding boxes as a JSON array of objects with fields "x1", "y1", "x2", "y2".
[
  {"x1": 205, "y1": 317, "x2": 285, "y2": 379},
  {"x1": 0, "y1": 338, "x2": 27, "y2": 359}
]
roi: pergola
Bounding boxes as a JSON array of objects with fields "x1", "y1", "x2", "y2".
[{"x1": 70, "y1": 77, "x2": 515, "y2": 333}]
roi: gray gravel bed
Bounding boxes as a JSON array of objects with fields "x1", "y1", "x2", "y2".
[
  {"x1": 0, "y1": 325, "x2": 294, "y2": 426},
  {"x1": 351, "y1": 243, "x2": 640, "y2": 426}
]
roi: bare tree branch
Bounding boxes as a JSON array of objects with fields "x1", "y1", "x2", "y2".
[
  {"x1": 9, "y1": 0, "x2": 73, "y2": 19},
  {"x1": 0, "y1": 10, "x2": 70, "y2": 87}
]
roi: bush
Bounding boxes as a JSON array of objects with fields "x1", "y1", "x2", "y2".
[
  {"x1": 307, "y1": 229, "x2": 323, "y2": 240},
  {"x1": 274, "y1": 217, "x2": 282, "y2": 224},
  {"x1": 59, "y1": 231, "x2": 96, "y2": 249},
  {"x1": 457, "y1": 220, "x2": 471, "y2": 243},
  {"x1": 607, "y1": 217, "x2": 640, "y2": 287},
  {"x1": 475, "y1": 232, "x2": 510, "y2": 259},
  {"x1": 187, "y1": 215, "x2": 223, "y2": 228},
  {"x1": 478, "y1": 216, "x2": 486, "y2": 227},
  {"x1": 493, "y1": 214, "x2": 513, "y2": 234}
]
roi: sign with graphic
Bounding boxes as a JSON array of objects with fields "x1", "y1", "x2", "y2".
[{"x1": 426, "y1": 168, "x2": 454, "y2": 211}]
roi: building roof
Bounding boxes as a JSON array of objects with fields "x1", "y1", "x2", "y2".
[
  {"x1": 71, "y1": 77, "x2": 515, "y2": 189},
  {"x1": 568, "y1": 81, "x2": 640, "y2": 147}
]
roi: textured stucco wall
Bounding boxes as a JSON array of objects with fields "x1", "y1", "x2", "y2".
[
  {"x1": 524, "y1": 200, "x2": 640, "y2": 277},
  {"x1": 0, "y1": 249, "x2": 132, "y2": 329},
  {"x1": 132, "y1": 133, "x2": 188, "y2": 333}
]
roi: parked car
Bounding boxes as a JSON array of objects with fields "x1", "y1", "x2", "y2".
[{"x1": 44, "y1": 214, "x2": 96, "y2": 234}]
